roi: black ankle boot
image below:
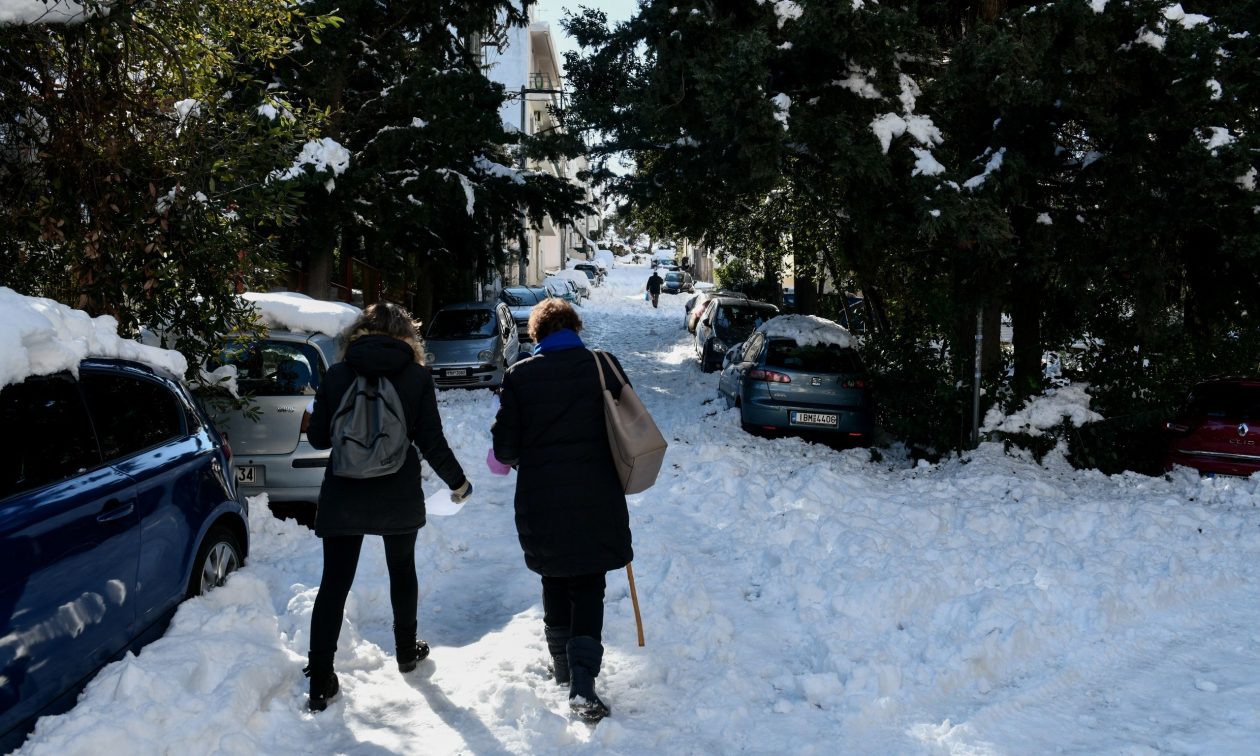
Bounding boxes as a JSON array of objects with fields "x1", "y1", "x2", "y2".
[
  {"x1": 304, "y1": 652, "x2": 339, "y2": 712},
  {"x1": 394, "y1": 621, "x2": 430, "y2": 673},
  {"x1": 566, "y1": 636, "x2": 609, "y2": 722},
  {"x1": 544, "y1": 626, "x2": 571, "y2": 685}
]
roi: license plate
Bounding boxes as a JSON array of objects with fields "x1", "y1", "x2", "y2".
[
  {"x1": 445, "y1": 369, "x2": 467, "y2": 378},
  {"x1": 791, "y1": 411, "x2": 838, "y2": 427},
  {"x1": 235, "y1": 465, "x2": 262, "y2": 485}
]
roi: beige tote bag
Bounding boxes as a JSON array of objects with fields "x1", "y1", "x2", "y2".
[{"x1": 592, "y1": 350, "x2": 668, "y2": 494}]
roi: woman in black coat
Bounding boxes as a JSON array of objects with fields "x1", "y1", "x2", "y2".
[
  {"x1": 491, "y1": 298, "x2": 633, "y2": 722},
  {"x1": 303, "y1": 302, "x2": 471, "y2": 712}
]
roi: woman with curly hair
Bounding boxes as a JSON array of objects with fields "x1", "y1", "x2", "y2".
[{"x1": 303, "y1": 302, "x2": 472, "y2": 712}]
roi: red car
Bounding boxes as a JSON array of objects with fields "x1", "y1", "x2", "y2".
[{"x1": 1164, "y1": 379, "x2": 1260, "y2": 476}]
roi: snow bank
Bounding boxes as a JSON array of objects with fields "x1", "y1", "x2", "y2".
[
  {"x1": 241, "y1": 291, "x2": 361, "y2": 337},
  {"x1": 19, "y1": 265, "x2": 1260, "y2": 755},
  {"x1": 0, "y1": 287, "x2": 188, "y2": 389},
  {"x1": 982, "y1": 382, "x2": 1103, "y2": 436},
  {"x1": 760, "y1": 313, "x2": 853, "y2": 348}
]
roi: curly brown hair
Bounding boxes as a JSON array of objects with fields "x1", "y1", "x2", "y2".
[
  {"x1": 343, "y1": 301, "x2": 424, "y2": 363},
  {"x1": 528, "y1": 297, "x2": 583, "y2": 343}
]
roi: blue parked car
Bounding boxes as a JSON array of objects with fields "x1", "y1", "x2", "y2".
[
  {"x1": 0, "y1": 358, "x2": 247, "y2": 751},
  {"x1": 716, "y1": 315, "x2": 874, "y2": 442}
]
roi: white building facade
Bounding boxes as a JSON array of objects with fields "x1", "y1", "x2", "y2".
[{"x1": 483, "y1": 11, "x2": 600, "y2": 286}]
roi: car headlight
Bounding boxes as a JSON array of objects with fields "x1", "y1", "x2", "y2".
[
  {"x1": 478, "y1": 349, "x2": 494, "y2": 363},
  {"x1": 424, "y1": 352, "x2": 435, "y2": 364}
]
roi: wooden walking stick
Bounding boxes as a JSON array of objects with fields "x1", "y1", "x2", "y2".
[{"x1": 626, "y1": 562, "x2": 645, "y2": 647}]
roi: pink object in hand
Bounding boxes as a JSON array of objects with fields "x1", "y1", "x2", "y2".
[{"x1": 486, "y1": 447, "x2": 511, "y2": 476}]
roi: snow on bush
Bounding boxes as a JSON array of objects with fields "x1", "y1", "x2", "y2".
[{"x1": 982, "y1": 383, "x2": 1103, "y2": 437}]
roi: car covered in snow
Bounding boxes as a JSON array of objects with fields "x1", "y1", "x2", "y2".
[
  {"x1": 694, "y1": 297, "x2": 779, "y2": 372},
  {"x1": 202, "y1": 292, "x2": 359, "y2": 510},
  {"x1": 549, "y1": 268, "x2": 591, "y2": 300},
  {"x1": 572, "y1": 262, "x2": 605, "y2": 287},
  {"x1": 0, "y1": 292, "x2": 247, "y2": 750},
  {"x1": 543, "y1": 275, "x2": 582, "y2": 306},
  {"x1": 717, "y1": 314, "x2": 873, "y2": 442},
  {"x1": 424, "y1": 301, "x2": 521, "y2": 389},
  {"x1": 1164, "y1": 379, "x2": 1260, "y2": 477}
]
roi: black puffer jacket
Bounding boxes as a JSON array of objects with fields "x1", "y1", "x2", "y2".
[
  {"x1": 307, "y1": 334, "x2": 466, "y2": 537},
  {"x1": 492, "y1": 346, "x2": 633, "y2": 576}
]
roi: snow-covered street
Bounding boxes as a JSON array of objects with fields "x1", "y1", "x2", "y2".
[{"x1": 16, "y1": 263, "x2": 1260, "y2": 755}]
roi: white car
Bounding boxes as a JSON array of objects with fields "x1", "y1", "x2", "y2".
[{"x1": 550, "y1": 268, "x2": 591, "y2": 300}]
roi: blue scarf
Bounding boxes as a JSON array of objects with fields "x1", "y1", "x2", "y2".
[{"x1": 533, "y1": 328, "x2": 585, "y2": 355}]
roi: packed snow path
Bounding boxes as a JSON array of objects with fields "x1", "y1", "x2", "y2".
[{"x1": 17, "y1": 264, "x2": 1260, "y2": 754}]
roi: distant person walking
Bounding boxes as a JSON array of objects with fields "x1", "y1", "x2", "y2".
[
  {"x1": 645, "y1": 270, "x2": 664, "y2": 309},
  {"x1": 304, "y1": 302, "x2": 472, "y2": 712},
  {"x1": 490, "y1": 299, "x2": 634, "y2": 723}
]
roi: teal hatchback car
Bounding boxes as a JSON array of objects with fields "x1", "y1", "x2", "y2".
[{"x1": 717, "y1": 314, "x2": 873, "y2": 442}]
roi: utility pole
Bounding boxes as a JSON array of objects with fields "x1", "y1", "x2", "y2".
[{"x1": 971, "y1": 307, "x2": 983, "y2": 448}]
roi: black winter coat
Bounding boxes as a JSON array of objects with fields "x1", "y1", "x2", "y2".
[
  {"x1": 307, "y1": 335, "x2": 466, "y2": 537},
  {"x1": 492, "y1": 347, "x2": 633, "y2": 576},
  {"x1": 646, "y1": 274, "x2": 663, "y2": 294}
]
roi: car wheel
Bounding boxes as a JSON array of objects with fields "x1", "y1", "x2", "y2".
[
  {"x1": 188, "y1": 526, "x2": 243, "y2": 597},
  {"x1": 738, "y1": 404, "x2": 760, "y2": 435}
]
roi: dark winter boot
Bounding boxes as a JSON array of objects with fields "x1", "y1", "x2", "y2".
[
  {"x1": 544, "y1": 625, "x2": 571, "y2": 685},
  {"x1": 566, "y1": 636, "x2": 610, "y2": 722},
  {"x1": 394, "y1": 621, "x2": 430, "y2": 673},
  {"x1": 304, "y1": 652, "x2": 340, "y2": 712}
]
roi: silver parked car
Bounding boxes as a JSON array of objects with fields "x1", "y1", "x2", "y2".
[
  {"x1": 424, "y1": 301, "x2": 521, "y2": 389},
  {"x1": 207, "y1": 330, "x2": 341, "y2": 505}
]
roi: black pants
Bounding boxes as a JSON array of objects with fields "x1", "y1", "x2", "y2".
[
  {"x1": 542, "y1": 573, "x2": 606, "y2": 641},
  {"x1": 310, "y1": 531, "x2": 418, "y2": 655},
  {"x1": 650, "y1": 292, "x2": 659, "y2": 308}
]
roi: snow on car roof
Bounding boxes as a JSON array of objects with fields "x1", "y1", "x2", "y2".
[
  {"x1": 0, "y1": 286, "x2": 188, "y2": 389},
  {"x1": 759, "y1": 313, "x2": 853, "y2": 348},
  {"x1": 241, "y1": 291, "x2": 361, "y2": 337}
]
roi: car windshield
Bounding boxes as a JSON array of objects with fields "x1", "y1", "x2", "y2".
[
  {"x1": 427, "y1": 309, "x2": 496, "y2": 339},
  {"x1": 715, "y1": 305, "x2": 773, "y2": 336},
  {"x1": 213, "y1": 339, "x2": 323, "y2": 396},
  {"x1": 1188, "y1": 384, "x2": 1260, "y2": 419},
  {"x1": 501, "y1": 288, "x2": 540, "y2": 306},
  {"x1": 766, "y1": 340, "x2": 864, "y2": 374}
]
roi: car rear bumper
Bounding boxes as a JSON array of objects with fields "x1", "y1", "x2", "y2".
[
  {"x1": 433, "y1": 366, "x2": 505, "y2": 389},
  {"x1": 1166, "y1": 449, "x2": 1260, "y2": 477},
  {"x1": 742, "y1": 398, "x2": 874, "y2": 436},
  {"x1": 232, "y1": 441, "x2": 328, "y2": 503}
]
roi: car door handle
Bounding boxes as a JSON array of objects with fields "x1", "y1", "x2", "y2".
[{"x1": 97, "y1": 500, "x2": 136, "y2": 523}]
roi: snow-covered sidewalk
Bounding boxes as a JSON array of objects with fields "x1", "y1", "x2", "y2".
[{"x1": 17, "y1": 264, "x2": 1260, "y2": 754}]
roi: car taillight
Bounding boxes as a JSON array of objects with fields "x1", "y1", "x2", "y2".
[
  {"x1": 300, "y1": 409, "x2": 312, "y2": 435},
  {"x1": 841, "y1": 378, "x2": 866, "y2": 389},
  {"x1": 221, "y1": 432, "x2": 233, "y2": 463},
  {"x1": 748, "y1": 368, "x2": 791, "y2": 383},
  {"x1": 1164, "y1": 421, "x2": 1191, "y2": 434}
]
